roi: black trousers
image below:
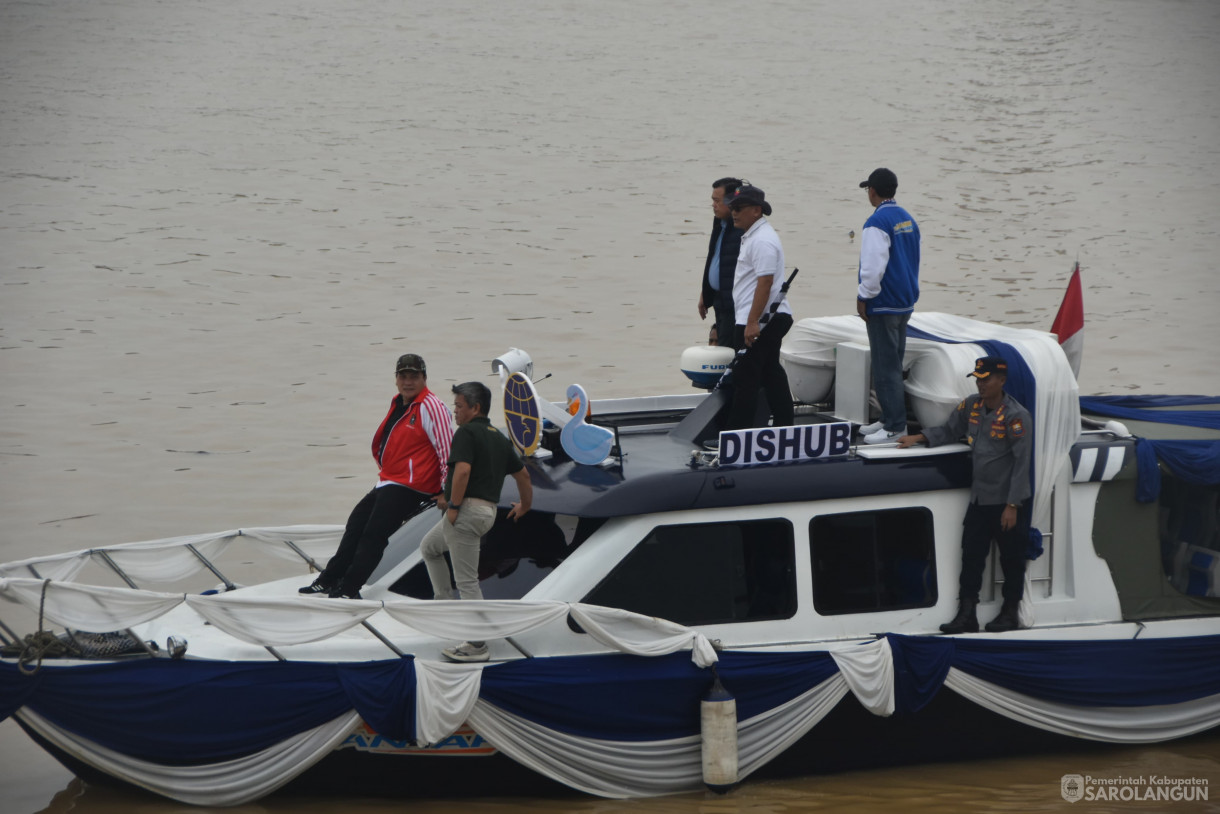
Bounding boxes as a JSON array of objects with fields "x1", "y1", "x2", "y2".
[
  {"x1": 728, "y1": 313, "x2": 794, "y2": 430},
  {"x1": 711, "y1": 291, "x2": 738, "y2": 349},
  {"x1": 958, "y1": 501, "x2": 1030, "y2": 604},
  {"x1": 321, "y1": 484, "x2": 432, "y2": 594}
]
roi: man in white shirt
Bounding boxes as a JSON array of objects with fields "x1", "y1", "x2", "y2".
[{"x1": 724, "y1": 185, "x2": 794, "y2": 430}]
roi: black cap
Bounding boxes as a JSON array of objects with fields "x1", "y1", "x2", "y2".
[
  {"x1": 859, "y1": 168, "x2": 898, "y2": 198},
  {"x1": 968, "y1": 356, "x2": 1008, "y2": 379},
  {"x1": 726, "y1": 184, "x2": 772, "y2": 216},
  {"x1": 395, "y1": 353, "x2": 426, "y2": 375}
]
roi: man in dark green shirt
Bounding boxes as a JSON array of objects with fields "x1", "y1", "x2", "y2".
[{"x1": 421, "y1": 381, "x2": 532, "y2": 662}]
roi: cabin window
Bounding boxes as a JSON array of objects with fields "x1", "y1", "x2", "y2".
[
  {"x1": 581, "y1": 519, "x2": 797, "y2": 626},
  {"x1": 810, "y1": 507, "x2": 937, "y2": 615},
  {"x1": 1161, "y1": 478, "x2": 1220, "y2": 596}
]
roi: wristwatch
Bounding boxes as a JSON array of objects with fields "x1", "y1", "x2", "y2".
[
  {"x1": 1007, "y1": 503, "x2": 1019, "y2": 509},
  {"x1": 449, "y1": 503, "x2": 461, "y2": 510}
]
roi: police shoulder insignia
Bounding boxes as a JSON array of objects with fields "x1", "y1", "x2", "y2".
[
  {"x1": 1010, "y1": 417, "x2": 1025, "y2": 437},
  {"x1": 956, "y1": 399, "x2": 967, "y2": 411}
]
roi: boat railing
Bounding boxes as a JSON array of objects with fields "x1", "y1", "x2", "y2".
[
  {"x1": 0, "y1": 525, "x2": 343, "y2": 588},
  {"x1": 0, "y1": 526, "x2": 717, "y2": 668},
  {"x1": 0, "y1": 526, "x2": 343, "y2": 660}
]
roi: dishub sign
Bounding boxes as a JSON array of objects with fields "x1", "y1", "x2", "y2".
[{"x1": 718, "y1": 422, "x2": 852, "y2": 467}]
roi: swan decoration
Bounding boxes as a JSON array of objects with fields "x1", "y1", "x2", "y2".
[
  {"x1": 560, "y1": 383, "x2": 615, "y2": 465},
  {"x1": 496, "y1": 352, "x2": 614, "y2": 465}
]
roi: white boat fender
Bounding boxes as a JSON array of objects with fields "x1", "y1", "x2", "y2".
[{"x1": 701, "y1": 669, "x2": 738, "y2": 793}]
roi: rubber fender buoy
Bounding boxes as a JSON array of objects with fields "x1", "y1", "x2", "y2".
[{"x1": 701, "y1": 672, "x2": 738, "y2": 792}]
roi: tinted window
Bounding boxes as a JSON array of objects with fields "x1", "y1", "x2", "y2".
[
  {"x1": 1160, "y1": 477, "x2": 1220, "y2": 595},
  {"x1": 582, "y1": 519, "x2": 796, "y2": 626},
  {"x1": 810, "y1": 508, "x2": 937, "y2": 614},
  {"x1": 389, "y1": 511, "x2": 592, "y2": 600}
]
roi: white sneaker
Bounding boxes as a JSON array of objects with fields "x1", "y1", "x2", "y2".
[
  {"x1": 858, "y1": 421, "x2": 884, "y2": 436},
  {"x1": 442, "y1": 641, "x2": 489, "y2": 663},
  {"x1": 862, "y1": 428, "x2": 902, "y2": 445}
]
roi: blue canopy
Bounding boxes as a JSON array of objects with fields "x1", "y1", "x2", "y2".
[{"x1": 1079, "y1": 395, "x2": 1220, "y2": 500}]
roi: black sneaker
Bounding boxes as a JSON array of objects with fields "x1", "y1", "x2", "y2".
[
  {"x1": 298, "y1": 578, "x2": 334, "y2": 595},
  {"x1": 327, "y1": 587, "x2": 363, "y2": 600}
]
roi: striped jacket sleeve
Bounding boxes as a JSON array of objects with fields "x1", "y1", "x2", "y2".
[{"x1": 420, "y1": 392, "x2": 454, "y2": 489}]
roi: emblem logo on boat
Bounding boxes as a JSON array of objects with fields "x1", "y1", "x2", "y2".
[
  {"x1": 504, "y1": 371, "x2": 543, "y2": 456},
  {"x1": 339, "y1": 722, "x2": 497, "y2": 756},
  {"x1": 718, "y1": 422, "x2": 852, "y2": 467},
  {"x1": 1061, "y1": 774, "x2": 1085, "y2": 803}
]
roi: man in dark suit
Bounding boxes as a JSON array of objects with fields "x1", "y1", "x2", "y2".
[{"x1": 696, "y1": 177, "x2": 744, "y2": 348}]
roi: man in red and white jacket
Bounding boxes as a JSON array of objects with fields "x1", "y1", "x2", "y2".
[{"x1": 300, "y1": 353, "x2": 453, "y2": 599}]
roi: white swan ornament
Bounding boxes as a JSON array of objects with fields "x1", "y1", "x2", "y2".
[{"x1": 560, "y1": 384, "x2": 615, "y2": 465}]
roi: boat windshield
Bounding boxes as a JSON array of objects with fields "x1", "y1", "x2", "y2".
[{"x1": 380, "y1": 509, "x2": 603, "y2": 600}]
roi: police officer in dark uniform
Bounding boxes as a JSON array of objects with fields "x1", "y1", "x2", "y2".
[{"x1": 898, "y1": 356, "x2": 1033, "y2": 633}]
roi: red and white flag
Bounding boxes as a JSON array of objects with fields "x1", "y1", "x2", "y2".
[{"x1": 1051, "y1": 262, "x2": 1084, "y2": 378}]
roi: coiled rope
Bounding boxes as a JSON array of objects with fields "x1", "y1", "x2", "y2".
[{"x1": 0, "y1": 580, "x2": 79, "y2": 675}]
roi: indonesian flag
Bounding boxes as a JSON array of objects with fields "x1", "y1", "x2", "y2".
[{"x1": 1051, "y1": 262, "x2": 1084, "y2": 378}]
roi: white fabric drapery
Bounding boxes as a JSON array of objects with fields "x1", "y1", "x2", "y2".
[
  {"x1": 380, "y1": 598, "x2": 570, "y2": 640},
  {"x1": 381, "y1": 599, "x2": 718, "y2": 668},
  {"x1": 185, "y1": 593, "x2": 383, "y2": 647},
  {"x1": 0, "y1": 550, "x2": 90, "y2": 583},
  {"x1": 829, "y1": 637, "x2": 895, "y2": 716},
  {"x1": 93, "y1": 532, "x2": 234, "y2": 583},
  {"x1": 0, "y1": 525, "x2": 344, "y2": 585},
  {"x1": 0, "y1": 580, "x2": 719, "y2": 667},
  {"x1": 944, "y1": 668, "x2": 1220, "y2": 743},
  {"x1": 238, "y1": 525, "x2": 345, "y2": 563},
  {"x1": 7, "y1": 629, "x2": 1216, "y2": 803},
  {"x1": 16, "y1": 707, "x2": 361, "y2": 806},
  {"x1": 0, "y1": 579, "x2": 184, "y2": 632},
  {"x1": 785, "y1": 313, "x2": 1080, "y2": 531},
  {"x1": 414, "y1": 660, "x2": 488, "y2": 745},
  {"x1": 466, "y1": 672, "x2": 853, "y2": 798},
  {"x1": 568, "y1": 604, "x2": 719, "y2": 668}
]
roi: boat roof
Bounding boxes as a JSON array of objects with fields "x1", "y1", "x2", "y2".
[{"x1": 503, "y1": 403, "x2": 969, "y2": 519}]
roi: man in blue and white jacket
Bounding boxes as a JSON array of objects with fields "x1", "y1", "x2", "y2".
[{"x1": 856, "y1": 167, "x2": 921, "y2": 444}]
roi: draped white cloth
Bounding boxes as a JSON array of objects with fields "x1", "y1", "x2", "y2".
[
  {"x1": 0, "y1": 550, "x2": 90, "y2": 583},
  {"x1": 785, "y1": 313, "x2": 1080, "y2": 531},
  {"x1": 0, "y1": 580, "x2": 718, "y2": 667},
  {"x1": 466, "y1": 673, "x2": 853, "y2": 798},
  {"x1": 185, "y1": 594, "x2": 382, "y2": 647},
  {"x1": 0, "y1": 525, "x2": 344, "y2": 584},
  {"x1": 381, "y1": 599, "x2": 717, "y2": 667},
  {"x1": 944, "y1": 668, "x2": 1220, "y2": 743},
  {"x1": 0, "y1": 579, "x2": 184, "y2": 631},
  {"x1": 829, "y1": 637, "x2": 895, "y2": 717},
  {"x1": 434, "y1": 639, "x2": 892, "y2": 797},
  {"x1": 380, "y1": 598, "x2": 570, "y2": 640},
  {"x1": 98, "y1": 534, "x2": 232, "y2": 583},
  {"x1": 414, "y1": 660, "x2": 488, "y2": 745},
  {"x1": 238, "y1": 525, "x2": 345, "y2": 564},
  {"x1": 8, "y1": 625, "x2": 1214, "y2": 802},
  {"x1": 17, "y1": 707, "x2": 361, "y2": 806},
  {"x1": 568, "y1": 604, "x2": 719, "y2": 668}
]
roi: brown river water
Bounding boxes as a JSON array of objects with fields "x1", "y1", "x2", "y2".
[{"x1": 2, "y1": 0, "x2": 1219, "y2": 811}]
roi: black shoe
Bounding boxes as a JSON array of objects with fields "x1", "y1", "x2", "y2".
[
  {"x1": 985, "y1": 601, "x2": 1021, "y2": 633},
  {"x1": 939, "y1": 599, "x2": 979, "y2": 634},
  {"x1": 327, "y1": 587, "x2": 363, "y2": 600},
  {"x1": 298, "y1": 578, "x2": 334, "y2": 595}
]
